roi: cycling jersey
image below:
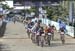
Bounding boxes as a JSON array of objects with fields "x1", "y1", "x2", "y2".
[
  {"x1": 47, "y1": 27, "x2": 52, "y2": 33},
  {"x1": 27, "y1": 22, "x2": 33, "y2": 29},
  {"x1": 44, "y1": 28, "x2": 48, "y2": 33}
]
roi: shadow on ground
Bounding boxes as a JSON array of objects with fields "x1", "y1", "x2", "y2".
[
  {"x1": 0, "y1": 42, "x2": 10, "y2": 51},
  {"x1": 43, "y1": 42, "x2": 75, "y2": 47}
]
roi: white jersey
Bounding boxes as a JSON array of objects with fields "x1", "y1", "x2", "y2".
[{"x1": 31, "y1": 23, "x2": 38, "y2": 32}]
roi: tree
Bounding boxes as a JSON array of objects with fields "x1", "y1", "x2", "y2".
[
  {"x1": 0, "y1": 0, "x2": 13, "y2": 10},
  {"x1": 43, "y1": 4, "x2": 68, "y2": 22},
  {"x1": 2, "y1": 4, "x2": 10, "y2": 10},
  {"x1": 29, "y1": 7, "x2": 36, "y2": 12},
  {"x1": 0, "y1": 0, "x2": 5, "y2": 2}
]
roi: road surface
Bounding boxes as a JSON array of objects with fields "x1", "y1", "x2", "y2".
[{"x1": 0, "y1": 22, "x2": 75, "y2": 51}]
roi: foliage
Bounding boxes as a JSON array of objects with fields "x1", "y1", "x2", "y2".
[
  {"x1": 21, "y1": 4, "x2": 68, "y2": 22},
  {"x1": 42, "y1": 5, "x2": 68, "y2": 22},
  {"x1": 0, "y1": 0, "x2": 5, "y2": 2},
  {"x1": 29, "y1": 7, "x2": 36, "y2": 12},
  {"x1": 2, "y1": 4, "x2": 10, "y2": 10},
  {"x1": 21, "y1": 7, "x2": 38, "y2": 16},
  {"x1": 1, "y1": 3, "x2": 13, "y2": 10}
]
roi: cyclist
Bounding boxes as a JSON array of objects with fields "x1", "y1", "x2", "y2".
[
  {"x1": 26, "y1": 20, "x2": 32, "y2": 38},
  {"x1": 60, "y1": 28, "x2": 65, "y2": 44},
  {"x1": 51, "y1": 25, "x2": 55, "y2": 40},
  {"x1": 31, "y1": 21, "x2": 40, "y2": 43}
]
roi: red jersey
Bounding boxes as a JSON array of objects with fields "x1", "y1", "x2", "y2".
[{"x1": 47, "y1": 27, "x2": 52, "y2": 33}]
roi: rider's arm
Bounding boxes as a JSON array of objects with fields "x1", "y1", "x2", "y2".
[{"x1": 31, "y1": 25, "x2": 35, "y2": 32}]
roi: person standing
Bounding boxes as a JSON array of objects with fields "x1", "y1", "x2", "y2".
[{"x1": 13, "y1": 17, "x2": 16, "y2": 24}]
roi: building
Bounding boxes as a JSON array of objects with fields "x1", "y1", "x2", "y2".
[{"x1": 13, "y1": 0, "x2": 61, "y2": 9}]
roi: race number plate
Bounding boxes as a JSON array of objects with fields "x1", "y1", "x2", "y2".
[
  {"x1": 36, "y1": 32, "x2": 40, "y2": 35},
  {"x1": 48, "y1": 33, "x2": 51, "y2": 35},
  {"x1": 42, "y1": 34, "x2": 45, "y2": 36}
]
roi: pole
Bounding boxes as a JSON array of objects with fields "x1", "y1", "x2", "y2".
[
  {"x1": 69, "y1": 0, "x2": 75, "y2": 38},
  {"x1": 74, "y1": 19, "x2": 75, "y2": 38},
  {"x1": 69, "y1": 1, "x2": 74, "y2": 26},
  {"x1": 24, "y1": 2, "x2": 25, "y2": 20},
  {"x1": 24, "y1": 1, "x2": 26, "y2": 22}
]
